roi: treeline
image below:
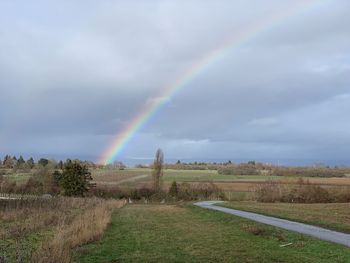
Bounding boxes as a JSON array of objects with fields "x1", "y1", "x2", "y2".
[
  {"x1": 164, "y1": 160, "x2": 235, "y2": 170},
  {"x1": 0, "y1": 155, "x2": 98, "y2": 171}
]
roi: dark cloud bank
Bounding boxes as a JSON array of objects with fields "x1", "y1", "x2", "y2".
[{"x1": 0, "y1": 0, "x2": 350, "y2": 165}]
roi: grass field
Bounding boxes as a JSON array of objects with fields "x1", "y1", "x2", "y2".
[
  {"x1": 75, "y1": 204, "x2": 350, "y2": 263},
  {"x1": 220, "y1": 201, "x2": 350, "y2": 233}
]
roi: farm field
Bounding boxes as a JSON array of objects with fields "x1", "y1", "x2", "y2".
[
  {"x1": 90, "y1": 168, "x2": 350, "y2": 192},
  {"x1": 220, "y1": 201, "x2": 350, "y2": 233},
  {"x1": 3, "y1": 167, "x2": 350, "y2": 196},
  {"x1": 91, "y1": 168, "x2": 151, "y2": 185},
  {"x1": 76, "y1": 204, "x2": 350, "y2": 263}
]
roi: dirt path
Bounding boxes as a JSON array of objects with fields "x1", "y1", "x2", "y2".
[
  {"x1": 194, "y1": 201, "x2": 350, "y2": 247},
  {"x1": 95, "y1": 174, "x2": 150, "y2": 185}
]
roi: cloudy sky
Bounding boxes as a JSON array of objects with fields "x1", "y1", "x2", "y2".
[{"x1": 1, "y1": 0, "x2": 349, "y2": 165}]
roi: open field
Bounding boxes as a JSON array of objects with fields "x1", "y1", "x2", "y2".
[
  {"x1": 220, "y1": 201, "x2": 350, "y2": 233},
  {"x1": 4, "y1": 167, "x2": 350, "y2": 195},
  {"x1": 76, "y1": 204, "x2": 350, "y2": 263},
  {"x1": 91, "y1": 168, "x2": 151, "y2": 185},
  {"x1": 91, "y1": 168, "x2": 350, "y2": 194}
]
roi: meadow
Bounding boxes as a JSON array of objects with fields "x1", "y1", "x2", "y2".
[
  {"x1": 76, "y1": 203, "x2": 350, "y2": 263},
  {"x1": 220, "y1": 201, "x2": 350, "y2": 233}
]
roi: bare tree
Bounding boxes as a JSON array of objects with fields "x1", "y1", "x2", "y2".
[{"x1": 152, "y1": 149, "x2": 164, "y2": 192}]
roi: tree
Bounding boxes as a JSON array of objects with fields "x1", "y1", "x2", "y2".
[
  {"x1": 38, "y1": 158, "x2": 49, "y2": 167},
  {"x1": 58, "y1": 160, "x2": 93, "y2": 196},
  {"x1": 3, "y1": 155, "x2": 14, "y2": 168},
  {"x1": 57, "y1": 160, "x2": 64, "y2": 170},
  {"x1": 16, "y1": 155, "x2": 26, "y2": 168},
  {"x1": 26, "y1": 157, "x2": 35, "y2": 169},
  {"x1": 152, "y1": 149, "x2": 164, "y2": 192},
  {"x1": 248, "y1": 160, "x2": 256, "y2": 165},
  {"x1": 168, "y1": 181, "x2": 178, "y2": 197}
]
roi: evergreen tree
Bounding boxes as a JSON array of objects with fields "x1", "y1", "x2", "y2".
[
  {"x1": 26, "y1": 157, "x2": 35, "y2": 169},
  {"x1": 17, "y1": 155, "x2": 26, "y2": 167},
  {"x1": 58, "y1": 160, "x2": 93, "y2": 196},
  {"x1": 168, "y1": 181, "x2": 178, "y2": 197},
  {"x1": 38, "y1": 158, "x2": 49, "y2": 167}
]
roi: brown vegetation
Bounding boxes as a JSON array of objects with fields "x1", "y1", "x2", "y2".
[
  {"x1": 0, "y1": 197, "x2": 124, "y2": 262},
  {"x1": 89, "y1": 181, "x2": 224, "y2": 201},
  {"x1": 254, "y1": 178, "x2": 350, "y2": 203}
]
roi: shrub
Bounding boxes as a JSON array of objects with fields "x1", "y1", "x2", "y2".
[
  {"x1": 168, "y1": 181, "x2": 178, "y2": 197},
  {"x1": 254, "y1": 179, "x2": 347, "y2": 203},
  {"x1": 177, "y1": 182, "x2": 224, "y2": 201},
  {"x1": 254, "y1": 181, "x2": 283, "y2": 203},
  {"x1": 58, "y1": 160, "x2": 94, "y2": 197}
]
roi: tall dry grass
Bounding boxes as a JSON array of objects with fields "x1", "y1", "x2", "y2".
[
  {"x1": 0, "y1": 197, "x2": 125, "y2": 263},
  {"x1": 31, "y1": 199, "x2": 125, "y2": 263}
]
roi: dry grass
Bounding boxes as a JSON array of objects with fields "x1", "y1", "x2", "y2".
[
  {"x1": 254, "y1": 179, "x2": 350, "y2": 203},
  {"x1": 0, "y1": 197, "x2": 125, "y2": 262},
  {"x1": 32, "y1": 199, "x2": 125, "y2": 263}
]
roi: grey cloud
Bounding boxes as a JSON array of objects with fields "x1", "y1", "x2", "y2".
[{"x1": 0, "y1": 0, "x2": 349, "y2": 163}]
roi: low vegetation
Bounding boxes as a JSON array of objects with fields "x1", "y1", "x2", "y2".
[
  {"x1": 76, "y1": 204, "x2": 350, "y2": 262},
  {"x1": 254, "y1": 178, "x2": 350, "y2": 203},
  {"x1": 220, "y1": 201, "x2": 350, "y2": 233},
  {"x1": 90, "y1": 182, "x2": 224, "y2": 201},
  {"x1": 0, "y1": 197, "x2": 124, "y2": 262}
]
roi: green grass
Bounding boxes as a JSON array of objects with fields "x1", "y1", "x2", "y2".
[
  {"x1": 0, "y1": 229, "x2": 52, "y2": 262},
  {"x1": 92, "y1": 168, "x2": 151, "y2": 176},
  {"x1": 75, "y1": 204, "x2": 350, "y2": 263},
  {"x1": 220, "y1": 201, "x2": 350, "y2": 233},
  {"x1": 3, "y1": 173, "x2": 32, "y2": 185}
]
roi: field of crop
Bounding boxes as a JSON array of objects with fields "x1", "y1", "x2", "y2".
[
  {"x1": 76, "y1": 204, "x2": 350, "y2": 263},
  {"x1": 220, "y1": 201, "x2": 350, "y2": 233}
]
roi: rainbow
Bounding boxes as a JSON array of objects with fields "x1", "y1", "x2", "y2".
[{"x1": 99, "y1": 0, "x2": 325, "y2": 165}]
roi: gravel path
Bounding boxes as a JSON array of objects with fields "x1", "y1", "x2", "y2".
[{"x1": 194, "y1": 201, "x2": 350, "y2": 247}]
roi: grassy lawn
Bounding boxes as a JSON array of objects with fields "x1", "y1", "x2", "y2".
[
  {"x1": 75, "y1": 204, "x2": 350, "y2": 263},
  {"x1": 220, "y1": 201, "x2": 350, "y2": 233}
]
